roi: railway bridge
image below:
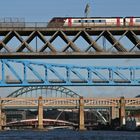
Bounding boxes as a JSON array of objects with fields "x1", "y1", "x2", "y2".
[
  {"x1": 0, "y1": 22, "x2": 140, "y2": 58},
  {"x1": 0, "y1": 93, "x2": 140, "y2": 130}
]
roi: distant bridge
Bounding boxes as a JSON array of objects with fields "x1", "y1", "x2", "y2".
[
  {"x1": 0, "y1": 96, "x2": 140, "y2": 130},
  {"x1": 6, "y1": 118, "x2": 75, "y2": 128},
  {"x1": 4, "y1": 86, "x2": 108, "y2": 126},
  {"x1": 1, "y1": 97, "x2": 140, "y2": 108},
  {"x1": 7, "y1": 86, "x2": 80, "y2": 98}
]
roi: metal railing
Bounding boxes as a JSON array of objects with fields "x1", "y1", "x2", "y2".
[
  {"x1": 0, "y1": 22, "x2": 139, "y2": 28},
  {"x1": 0, "y1": 22, "x2": 49, "y2": 28}
]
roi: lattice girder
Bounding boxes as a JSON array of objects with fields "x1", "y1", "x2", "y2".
[
  {"x1": 1, "y1": 59, "x2": 140, "y2": 86},
  {"x1": 0, "y1": 27, "x2": 140, "y2": 58}
]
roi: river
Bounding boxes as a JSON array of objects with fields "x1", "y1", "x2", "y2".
[{"x1": 0, "y1": 130, "x2": 140, "y2": 140}]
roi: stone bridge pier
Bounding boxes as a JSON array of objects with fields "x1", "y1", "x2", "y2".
[
  {"x1": 79, "y1": 96, "x2": 86, "y2": 131},
  {"x1": 0, "y1": 99, "x2": 2, "y2": 130},
  {"x1": 38, "y1": 96, "x2": 43, "y2": 129},
  {"x1": 119, "y1": 96, "x2": 126, "y2": 126}
]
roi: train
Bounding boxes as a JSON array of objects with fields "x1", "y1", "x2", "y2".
[{"x1": 47, "y1": 17, "x2": 140, "y2": 27}]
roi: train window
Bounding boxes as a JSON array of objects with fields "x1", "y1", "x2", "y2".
[
  {"x1": 81, "y1": 20, "x2": 85, "y2": 23},
  {"x1": 53, "y1": 19, "x2": 57, "y2": 22},
  {"x1": 87, "y1": 20, "x2": 93, "y2": 23},
  {"x1": 98, "y1": 20, "x2": 106, "y2": 23},
  {"x1": 74, "y1": 20, "x2": 79, "y2": 23},
  {"x1": 78, "y1": 20, "x2": 81, "y2": 23},
  {"x1": 92, "y1": 20, "x2": 106, "y2": 23},
  {"x1": 136, "y1": 19, "x2": 140, "y2": 22},
  {"x1": 101, "y1": 20, "x2": 106, "y2": 23},
  {"x1": 94, "y1": 20, "x2": 99, "y2": 23}
]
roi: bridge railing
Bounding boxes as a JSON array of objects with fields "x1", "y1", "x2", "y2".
[
  {"x1": 0, "y1": 22, "x2": 140, "y2": 28},
  {"x1": 0, "y1": 22, "x2": 49, "y2": 28},
  {"x1": 1, "y1": 97, "x2": 140, "y2": 108}
]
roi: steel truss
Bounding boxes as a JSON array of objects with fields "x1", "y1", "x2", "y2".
[
  {"x1": 0, "y1": 27, "x2": 140, "y2": 58},
  {"x1": 0, "y1": 59, "x2": 140, "y2": 87}
]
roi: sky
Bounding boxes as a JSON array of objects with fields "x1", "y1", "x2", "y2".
[
  {"x1": 0, "y1": 0, "x2": 140, "y2": 98},
  {"x1": 0, "y1": 0, "x2": 139, "y2": 21}
]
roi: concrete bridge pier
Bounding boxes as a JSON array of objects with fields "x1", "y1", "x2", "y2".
[
  {"x1": 38, "y1": 96, "x2": 43, "y2": 129},
  {"x1": 0, "y1": 99, "x2": 2, "y2": 130},
  {"x1": 109, "y1": 106, "x2": 116, "y2": 124},
  {"x1": 111, "y1": 106, "x2": 116, "y2": 119},
  {"x1": 79, "y1": 96, "x2": 86, "y2": 131},
  {"x1": 119, "y1": 96, "x2": 126, "y2": 126}
]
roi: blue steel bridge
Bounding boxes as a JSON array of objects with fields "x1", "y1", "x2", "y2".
[{"x1": 0, "y1": 59, "x2": 140, "y2": 87}]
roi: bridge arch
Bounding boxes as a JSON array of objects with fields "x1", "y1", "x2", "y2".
[{"x1": 7, "y1": 86, "x2": 80, "y2": 98}]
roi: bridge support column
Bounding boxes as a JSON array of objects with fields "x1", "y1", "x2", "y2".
[
  {"x1": 109, "y1": 106, "x2": 116, "y2": 125},
  {"x1": 111, "y1": 106, "x2": 116, "y2": 120},
  {"x1": 38, "y1": 96, "x2": 43, "y2": 129},
  {"x1": 0, "y1": 99, "x2": 2, "y2": 130},
  {"x1": 119, "y1": 96, "x2": 125, "y2": 127},
  {"x1": 79, "y1": 96, "x2": 85, "y2": 131}
]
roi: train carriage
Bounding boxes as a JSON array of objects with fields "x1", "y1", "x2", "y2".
[
  {"x1": 47, "y1": 17, "x2": 140, "y2": 28},
  {"x1": 63, "y1": 17, "x2": 124, "y2": 27},
  {"x1": 125, "y1": 17, "x2": 140, "y2": 26}
]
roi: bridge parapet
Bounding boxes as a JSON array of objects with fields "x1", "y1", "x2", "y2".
[
  {"x1": 0, "y1": 97, "x2": 140, "y2": 108},
  {"x1": 84, "y1": 98, "x2": 120, "y2": 107},
  {"x1": 125, "y1": 98, "x2": 140, "y2": 106}
]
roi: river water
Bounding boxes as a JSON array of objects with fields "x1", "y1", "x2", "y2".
[{"x1": 0, "y1": 130, "x2": 140, "y2": 140}]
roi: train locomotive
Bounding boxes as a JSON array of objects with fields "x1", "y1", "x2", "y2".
[{"x1": 47, "y1": 17, "x2": 140, "y2": 27}]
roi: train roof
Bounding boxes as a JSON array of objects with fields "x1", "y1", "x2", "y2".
[
  {"x1": 125, "y1": 16, "x2": 140, "y2": 18},
  {"x1": 51, "y1": 16, "x2": 140, "y2": 19}
]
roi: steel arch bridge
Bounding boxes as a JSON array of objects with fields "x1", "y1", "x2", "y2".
[
  {"x1": 1, "y1": 59, "x2": 140, "y2": 87},
  {"x1": 6, "y1": 86, "x2": 80, "y2": 98}
]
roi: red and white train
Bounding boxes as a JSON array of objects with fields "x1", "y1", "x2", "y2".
[{"x1": 47, "y1": 17, "x2": 140, "y2": 27}]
